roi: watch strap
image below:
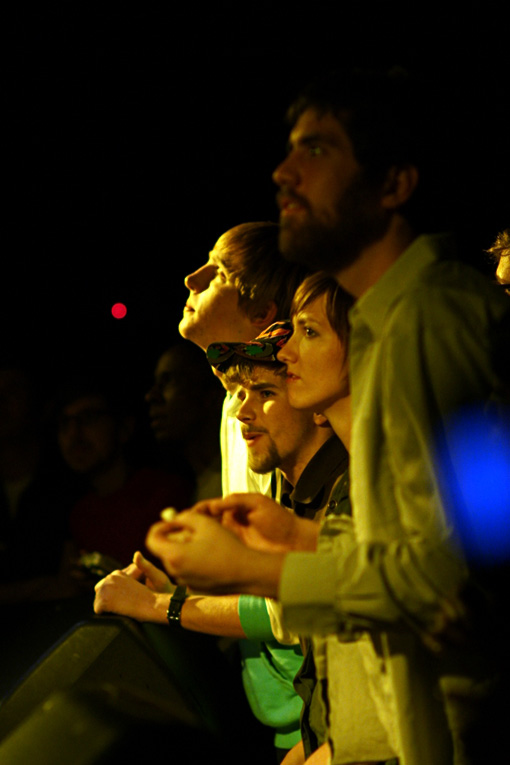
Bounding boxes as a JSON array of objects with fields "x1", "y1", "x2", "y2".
[{"x1": 166, "y1": 585, "x2": 187, "y2": 625}]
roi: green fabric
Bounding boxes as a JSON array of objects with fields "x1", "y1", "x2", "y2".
[
  {"x1": 239, "y1": 637, "x2": 303, "y2": 748},
  {"x1": 238, "y1": 595, "x2": 274, "y2": 641},
  {"x1": 235, "y1": 439, "x2": 347, "y2": 749}
]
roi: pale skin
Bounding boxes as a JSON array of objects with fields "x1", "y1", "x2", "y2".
[
  {"x1": 178, "y1": 237, "x2": 276, "y2": 351},
  {"x1": 94, "y1": 550, "x2": 246, "y2": 637}
]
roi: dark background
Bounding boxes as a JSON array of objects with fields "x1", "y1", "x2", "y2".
[{"x1": 4, "y1": 3, "x2": 509, "y2": 401}]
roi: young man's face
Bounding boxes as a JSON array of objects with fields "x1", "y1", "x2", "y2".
[
  {"x1": 179, "y1": 240, "x2": 256, "y2": 350},
  {"x1": 273, "y1": 108, "x2": 388, "y2": 274},
  {"x1": 234, "y1": 366, "x2": 317, "y2": 477}
]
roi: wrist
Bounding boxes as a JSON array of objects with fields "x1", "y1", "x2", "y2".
[
  {"x1": 152, "y1": 592, "x2": 173, "y2": 623},
  {"x1": 289, "y1": 517, "x2": 320, "y2": 552},
  {"x1": 235, "y1": 549, "x2": 285, "y2": 599}
]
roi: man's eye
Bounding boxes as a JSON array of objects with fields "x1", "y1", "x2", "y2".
[
  {"x1": 309, "y1": 145, "x2": 323, "y2": 157},
  {"x1": 304, "y1": 326, "x2": 317, "y2": 337},
  {"x1": 260, "y1": 390, "x2": 274, "y2": 398}
]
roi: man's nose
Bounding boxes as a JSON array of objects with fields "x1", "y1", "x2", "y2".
[
  {"x1": 184, "y1": 264, "x2": 216, "y2": 293},
  {"x1": 272, "y1": 153, "x2": 298, "y2": 189},
  {"x1": 236, "y1": 397, "x2": 255, "y2": 422},
  {"x1": 145, "y1": 384, "x2": 161, "y2": 404}
]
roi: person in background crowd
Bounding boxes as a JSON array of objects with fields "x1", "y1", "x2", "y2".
[
  {"x1": 487, "y1": 228, "x2": 510, "y2": 291},
  {"x1": 57, "y1": 374, "x2": 193, "y2": 574},
  {"x1": 145, "y1": 341, "x2": 223, "y2": 501},
  {"x1": 1, "y1": 363, "x2": 77, "y2": 602}
]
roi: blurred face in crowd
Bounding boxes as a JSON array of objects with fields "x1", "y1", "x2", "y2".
[
  {"x1": 235, "y1": 366, "x2": 317, "y2": 477},
  {"x1": 146, "y1": 346, "x2": 218, "y2": 442},
  {"x1": 58, "y1": 395, "x2": 124, "y2": 475},
  {"x1": 179, "y1": 236, "x2": 257, "y2": 351},
  {"x1": 0, "y1": 369, "x2": 34, "y2": 441},
  {"x1": 278, "y1": 293, "x2": 349, "y2": 413}
]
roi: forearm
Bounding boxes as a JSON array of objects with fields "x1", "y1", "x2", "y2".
[
  {"x1": 180, "y1": 594, "x2": 246, "y2": 638},
  {"x1": 138, "y1": 591, "x2": 172, "y2": 623},
  {"x1": 94, "y1": 572, "x2": 173, "y2": 624},
  {"x1": 291, "y1": 517, "x2": 320, "y2": 552},
  {"x1": 222, "y1": 548, "x2": 287, "y2": 599}
]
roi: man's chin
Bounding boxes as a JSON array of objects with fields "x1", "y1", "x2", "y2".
[
  {"x1": 278, "y1": 228, "x2": 311, "y2": 266},
  {"x1": 278, "y1": 226, "x2": 343, "y2": 274},
  {"x1": 248, "y1": 457, "x2": 277, "y2": 475},
  {"x1": 178, "y1": 315, "x2": 191, "y2": 336},
  {"x1": 178, "y1": 317, "x2": 200, "y2": 345}
]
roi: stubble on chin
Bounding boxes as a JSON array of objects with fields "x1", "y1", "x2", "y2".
[{"x1": 247, "y1": 443, "x2": 280, "y2": 475}]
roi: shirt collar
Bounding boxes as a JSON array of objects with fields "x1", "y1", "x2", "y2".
[
  {"x1": 281, "y1": 435, "x2": 348, "y2": 518},
  {"x1": 349, "y1": 233, "x2": 453, "y2": 339}
]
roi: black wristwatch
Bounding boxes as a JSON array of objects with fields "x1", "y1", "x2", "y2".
[{"x1": 166, "y1": 585, "x2": 187, "y2": 625}]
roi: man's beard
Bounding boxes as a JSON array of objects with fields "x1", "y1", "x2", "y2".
[
  {"x1": 247, "y1": 439, "x2": 281, "y2": 475},
  {"x1": 278, "y1": 173, "x2": 390, "y2": 275}
]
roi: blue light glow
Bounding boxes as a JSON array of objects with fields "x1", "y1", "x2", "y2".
[{"x1": 441, "y1": 406, "x2": 510, "y2": 564}]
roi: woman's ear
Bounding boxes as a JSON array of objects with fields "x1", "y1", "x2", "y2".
[{"x1": 381, "y1": 164, "x2": 419, "y2": 210}]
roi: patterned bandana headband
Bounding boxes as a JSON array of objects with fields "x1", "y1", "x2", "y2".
[{"x1": 206, "y1": 320, "x2": 293, "y2": 373}]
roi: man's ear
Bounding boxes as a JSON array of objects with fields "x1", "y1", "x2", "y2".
[
  {"x1": 381, "y1": 165, "x2": 419, "y2": 210},
  {"x1": 251, "y1": 300, "x2": 278, "y2": 330}
]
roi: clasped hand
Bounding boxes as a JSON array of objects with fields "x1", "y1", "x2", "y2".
[{"x1": 144, "y1": 493, "x2": 319, "y2": 596}]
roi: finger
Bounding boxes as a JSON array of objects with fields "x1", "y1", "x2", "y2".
[
  {"x1": 146, "y1": 522, "x2": 178, "y2": 558},
  {"x1": 122, "y1": 562, "x2": 144, "y2": 580},
  {"x1": 188, "y1": 497, "x2": 232, "y2": 517},
  {"x1": 133, "y1": 551, "x2": 159, "y2": 575},
  {"x1": 221, "y1": 509, "x2": 248, "y2": 535},
  {"x1": 93, "y1": 597, "x2": 104, "y2": 614},
  {"x1": 211, "y1": 493, "x2": 263, "y2": 518},
  {"x1": 152, "y1": 511, "x2": 209, "y2": 537},
  {"x1": 147, "y1": 520, "x2": 175, "y2": 541}
]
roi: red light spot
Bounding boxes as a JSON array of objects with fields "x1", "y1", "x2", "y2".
[{"x1": 111, "y1": 302, "x2": 127, "y2": 319}]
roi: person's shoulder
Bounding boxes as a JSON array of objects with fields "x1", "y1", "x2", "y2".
[{"x1": 387, "y1": 258, "x2": 509, "y2": 337}]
